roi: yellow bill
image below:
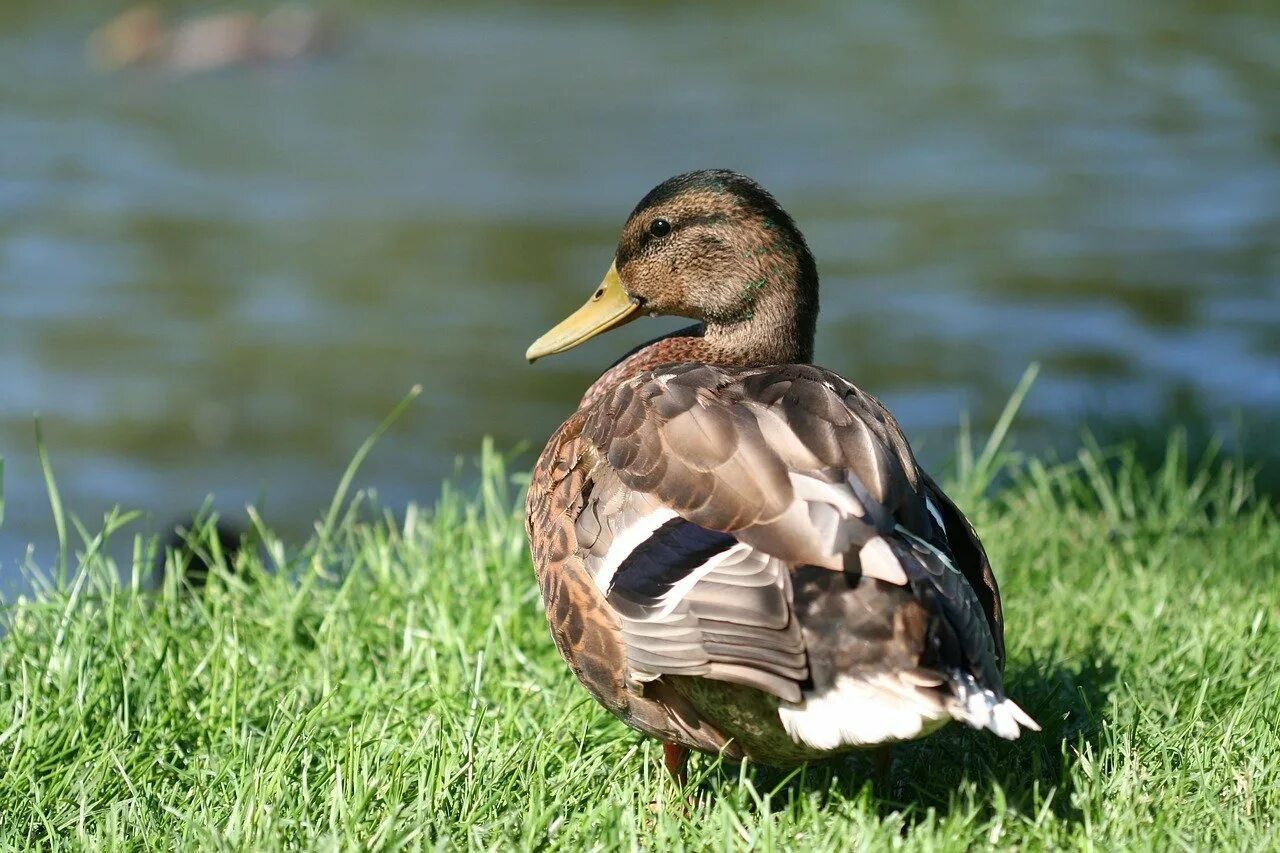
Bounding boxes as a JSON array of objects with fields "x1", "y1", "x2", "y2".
[{"x1": 526, "y1": 263, "x2": 642, "y2": 362}]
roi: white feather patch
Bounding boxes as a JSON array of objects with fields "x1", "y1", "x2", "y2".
[
  {"x1": 784, "y1": 472, "x2": 872, "y2": 564},
  {"x1": 948, "y1": 681, "x2": 1041, "y2": 740},
  {"x1": 592, "y1": 507, "x2": 679, "y2": 594},
  {"x1": 924, "y1": 496, "x2": 946, "y2": 534},
  {"x1": 778, "y1": 673, "x2": 1041, "y2": 750},
  {"x1": 858, "y1": 536, "x2": 908, "y2": 586},
  {"x1": 788, "y1": 472, "x2": 865, "y2": 519},
  {"x1": 777, "y1": 675, "x2": 950, "y2": 749},
  {"x1": 650, "y1": 542, "x2": 754, "y2": 619}
]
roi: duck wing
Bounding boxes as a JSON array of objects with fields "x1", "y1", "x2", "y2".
[{"x1": 573, "y1": 362, "x2": 1032, "y2": 742}]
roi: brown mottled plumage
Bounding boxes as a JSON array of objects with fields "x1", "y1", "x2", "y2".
[{"x1": 526, "y1": 170, "x2": 1035, "y2": 777}]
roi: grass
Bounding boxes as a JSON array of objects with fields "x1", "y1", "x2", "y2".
[{"x1": 0, "y1": 423, "x2": 1277, "y2": 849}]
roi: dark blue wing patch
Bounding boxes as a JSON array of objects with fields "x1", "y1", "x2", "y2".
[
  {"x1": 886, "y1": 532, "x2": 1004, "y2": 694},
  {"x1": 607, "y1": 518, "x2": 738, "y2": 603}
]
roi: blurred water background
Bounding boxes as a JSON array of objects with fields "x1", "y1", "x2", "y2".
[{"x1": 1, "y1": 1, "x2": 1278, "y2": 590}]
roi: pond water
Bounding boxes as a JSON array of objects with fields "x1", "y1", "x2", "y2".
[{"x1": 2, "y1": 1, "x2": 1278, "y2": 589}]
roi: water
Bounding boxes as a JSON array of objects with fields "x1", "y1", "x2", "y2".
[{"x1": 2, "y1": 1, "x2": 1278, "y2": 588}]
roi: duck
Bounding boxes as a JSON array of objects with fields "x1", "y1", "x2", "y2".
[{"x1": 524, "y1": 170, "x2": 1037, "y2": 783}]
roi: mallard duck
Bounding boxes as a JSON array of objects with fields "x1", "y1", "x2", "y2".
[{"x1": 525, "y1": 170, "x2": 1037, "y2": 781}]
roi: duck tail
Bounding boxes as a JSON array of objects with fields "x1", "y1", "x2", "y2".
[
  {"x1": 884, "y1": 527, "x2": 1041, "y2": 739},
  {"x1": 946, "y1": 671, "x2": 1041, "y2": 739}
]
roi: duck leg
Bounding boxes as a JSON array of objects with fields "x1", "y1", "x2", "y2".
[{"x1": 663, "y1": 742, "x2": 689, "y2": 786}]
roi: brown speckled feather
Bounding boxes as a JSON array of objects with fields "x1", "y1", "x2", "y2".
[
  {"x1": 583, "y1": 363, "x2": 920, "y2": 534},
  {"x1": 525, "y1": 170, "x2": 1029, "y2": 768},
  {"x1": 528, "y1": 354, "x2": 1010, "y2": 762},
  {"x1": 526, "y1": 409, "x2": 742, "y2": 756}
]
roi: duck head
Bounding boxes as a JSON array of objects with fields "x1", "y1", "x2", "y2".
[{"x1": 527, "y1": 170, "x2": 819, "y2": 366}]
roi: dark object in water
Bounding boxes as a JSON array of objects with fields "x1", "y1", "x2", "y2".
[{"x1": 158, "y1": 517, "x2": 245, "y2": 590}]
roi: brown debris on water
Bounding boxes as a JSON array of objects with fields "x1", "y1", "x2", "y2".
[{"x1": 88, "y1": 4, "x2": 336, "y2": 73}]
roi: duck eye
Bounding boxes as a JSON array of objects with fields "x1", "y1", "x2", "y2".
[{"x1": 648, "y1": 218, "x2": 671, "y2": 238}]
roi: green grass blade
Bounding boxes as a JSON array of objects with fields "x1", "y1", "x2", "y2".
[
  {"x1": 318, "y1": 384, "x2": 422, "y2": 545},
  {"x1": 0, "y1": 429, "x2": 1274, "y2": 847},
  {"x1": 956, "y1": 362, "x2": 1040, "y2": 504},
  {"x1": 957, "y1": 410, "x2": 974, "y2": 485},
  {"x1": 0, "y1": 454, "x2": 5, "y2": 530},
  {"x1": 34, "y1": 417, "x2": 67, "y2": 583},
  {"x1": 973, "y1": 362, "x2": 1040, "y2": 480}
]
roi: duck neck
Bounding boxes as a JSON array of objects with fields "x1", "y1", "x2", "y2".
[
  {"x1": 701, "y1": 280, "x2": 816, "y2": 366},
  {"x1": 578, "y1": 275, "x2": 818, "y2": 409},
  {"x1": 698, "y1": 224, "x2": 820, "y2": 367}
]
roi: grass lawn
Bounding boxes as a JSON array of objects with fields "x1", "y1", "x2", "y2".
[{"x1": 0, "y1": 430, "x2": 1276, "y2": 850}]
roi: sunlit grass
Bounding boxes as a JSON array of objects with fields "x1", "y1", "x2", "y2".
[{"x1": 0, "y1": 422, "x2": 1276, "y2": 848}]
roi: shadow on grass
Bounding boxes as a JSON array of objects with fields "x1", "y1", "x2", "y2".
[
  {"x1": 153, "y1": 515, "x2": 250, "y2": 591},
  {"x1": 695, "y1": 651, "x2": 1116, "y2": 831}
]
